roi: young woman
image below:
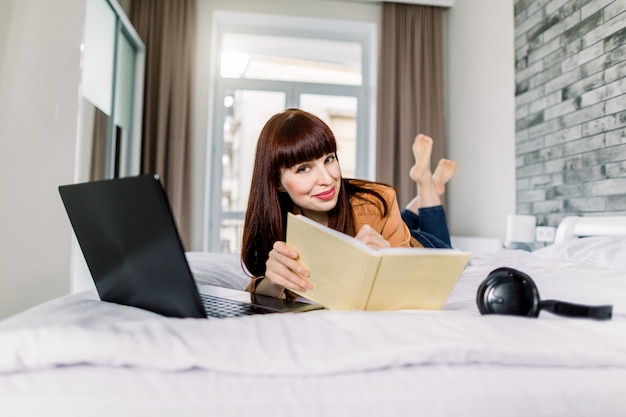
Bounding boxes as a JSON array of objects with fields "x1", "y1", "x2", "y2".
[{"x1": 241, "y1": 108, "x2": 454, "y2": 298}]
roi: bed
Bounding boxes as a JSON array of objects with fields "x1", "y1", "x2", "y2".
[{"x1": 2, "y1": 216, "x2": 626, "y2": 416}]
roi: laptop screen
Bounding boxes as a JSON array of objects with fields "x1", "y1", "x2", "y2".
[{"x1": 59, "y1": 174, "x2": 207, "y2": 318}]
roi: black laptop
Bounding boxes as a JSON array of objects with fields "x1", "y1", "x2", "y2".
[{"x1": 58, "y1": 174, "x2": 323, "y2": 319}]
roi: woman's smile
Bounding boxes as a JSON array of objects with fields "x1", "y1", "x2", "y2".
[
  {"x1": 279, "y1": 153, "x2": 342, "y2": 221},
  {"x1": 314, "y1": 187, "x2": 336, "y2": 200}
]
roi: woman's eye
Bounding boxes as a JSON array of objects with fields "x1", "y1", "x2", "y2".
[
  {"x1": 325, "y1": 155, "x2": 336, "y2": 164},
  {"x1": 295, "y1": 165, "x2": 309, "y2": 173}
]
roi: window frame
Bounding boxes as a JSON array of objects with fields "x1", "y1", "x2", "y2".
[{"x1": 205, "y1": 11, "x2": 377, "y2": 252}]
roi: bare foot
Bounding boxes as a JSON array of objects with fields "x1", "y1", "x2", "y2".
[
  {"x1": 432, "y1": 159, "x2": 457, "y2": 196},
  {"x1": 409, "y1": 134, "x2": 433, "y2": 184}
]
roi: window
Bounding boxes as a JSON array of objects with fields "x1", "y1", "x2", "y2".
[{"x1": 206, "y1": 12, "x2": 377, "y2": 252}]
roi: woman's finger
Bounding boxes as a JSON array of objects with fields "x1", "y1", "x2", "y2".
[
  {"x1": 265, "y1": 243, "x2": 312, "y2": 290},
  {"x1": 355, "y1": 224, "x2": 391, "y2": 249}
]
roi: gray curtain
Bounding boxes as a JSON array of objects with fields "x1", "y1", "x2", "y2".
[
  {"x1": 376, "y1": 2, "x2": 445, "y2": 208},
  {"x1": 129, "y1": 0, "x2": 195, "y2": 249}
]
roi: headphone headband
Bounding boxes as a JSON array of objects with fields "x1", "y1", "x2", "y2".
[{"x1": 539, "y1": 299, "x2": 613, "y2": 320}]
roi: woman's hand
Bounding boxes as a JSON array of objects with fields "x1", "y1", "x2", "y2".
[
  {"x1": 355, "y1": 224, "x2": 391, "y2": 250},
  {"x1": 265, "y1": 241, "x2": 313, "y2": 291}
]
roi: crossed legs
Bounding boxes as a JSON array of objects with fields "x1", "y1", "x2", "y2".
[
  {"x1": 405, "y1": 134, "x2": 457, "y2": 213},
  {"x1": 403, "y1": 134, "x2": 456, "y2": 248}
]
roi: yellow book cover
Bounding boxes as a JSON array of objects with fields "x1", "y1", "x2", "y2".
[{"x1": 286, "y1": 213, "x2": 472, "y2": 311}]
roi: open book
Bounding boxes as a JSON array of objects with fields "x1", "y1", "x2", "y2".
[{"x1": 287, "y1": 213, "x2": 471, "y2": 311}]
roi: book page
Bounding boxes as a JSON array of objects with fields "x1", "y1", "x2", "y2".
[
  {"x1": 287, "y1": 213, "x2": 376, "y2": 309},
  {"x1": 365, "y1": 250, "x2": 471, "y2": 310}
]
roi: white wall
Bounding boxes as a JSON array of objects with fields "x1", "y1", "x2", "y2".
[
  {"x1": 444, "y1": 0, "x2": 516, "y2": 240},
  {"x1": 0, "y1": 0, "x2": 86, "y2": 319}
]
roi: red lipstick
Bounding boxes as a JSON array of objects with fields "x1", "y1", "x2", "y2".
[{"x1": 314, "y1": 188, "x2": 336, "y2": 200}]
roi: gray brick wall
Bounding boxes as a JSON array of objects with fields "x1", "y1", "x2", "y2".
[{"x1": 514, "y1": 0, "x2": 626, "y2": 228}]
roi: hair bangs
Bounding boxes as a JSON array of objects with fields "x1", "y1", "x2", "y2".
[{"x1": 272, "y1": 111, "x2": 337, "y2": 171}]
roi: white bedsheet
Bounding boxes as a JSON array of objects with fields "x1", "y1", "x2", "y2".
[
  {"x1": 1, "y1": 285, "x2": 625, "y2": 376},
  {"x1": 2, "y1": 240, "x2": 626, "y2": 416}
]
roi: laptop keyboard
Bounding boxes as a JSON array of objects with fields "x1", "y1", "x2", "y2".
[{"x1": 199, "y1": 293, "x2": 277, "y2": 318}]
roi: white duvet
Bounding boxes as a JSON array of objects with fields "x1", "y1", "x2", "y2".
[
  {"x1": 2, "y1": 238, "x2": 626, "y2": 417},
  {"x1": 2, "y1": 242, "x2": 626, "y2": 378}
]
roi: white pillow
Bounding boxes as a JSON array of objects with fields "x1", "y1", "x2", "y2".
[
  {"x1": 533, "y1": 236, "x2": 626, "y2": 268},
  {"x1": 185, "y1": 252, "x2": 250, "y2": 290}
]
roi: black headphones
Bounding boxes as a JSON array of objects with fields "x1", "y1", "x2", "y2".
[{"x1": 476, "y1": 267, "x2": 612, "y2": 320}]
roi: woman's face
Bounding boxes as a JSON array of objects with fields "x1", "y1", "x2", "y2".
[{"x1": 279, "y1": 153, "x2": 342, "y2": 225}]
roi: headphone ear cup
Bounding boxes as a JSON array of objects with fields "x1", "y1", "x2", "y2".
[
  {"x1": 476, "y1": 270, "x2": 501, "y2": 314},
  {"x1": 476, "y1": 267, "x2": 541, "y2": 317}
]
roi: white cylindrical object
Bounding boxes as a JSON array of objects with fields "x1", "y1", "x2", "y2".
[{"x1": 506, "y1": 215, "x2": 536, "y2": 243}]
